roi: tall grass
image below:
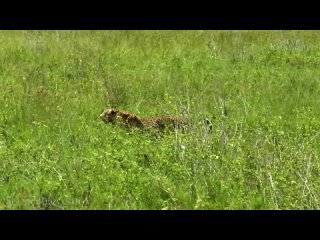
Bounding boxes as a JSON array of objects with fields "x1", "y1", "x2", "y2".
[{"x1": 1, "y1": 30, "x2": 320, "y2": 209}]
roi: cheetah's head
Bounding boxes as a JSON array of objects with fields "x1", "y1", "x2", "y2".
[{"x1": 100, "y1": 108, "x2": 119, "y2": 124}]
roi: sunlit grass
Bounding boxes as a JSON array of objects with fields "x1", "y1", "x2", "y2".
[{"x1": 1, "y1": 30, "x2": 320, "y2": 209}]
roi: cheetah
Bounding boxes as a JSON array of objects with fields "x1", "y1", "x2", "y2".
[{"x1": 100, "y1": 108, "x2": 188, "y2": 132}]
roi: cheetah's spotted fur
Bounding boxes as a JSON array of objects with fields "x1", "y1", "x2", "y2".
[{"x1": 100, "y1": 108, "x2": 187, "y2": 132}]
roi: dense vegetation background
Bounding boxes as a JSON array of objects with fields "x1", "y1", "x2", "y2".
[{"x1": 1, "y1": 30, "x2": 320, "y2": 209}]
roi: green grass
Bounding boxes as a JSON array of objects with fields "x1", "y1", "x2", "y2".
[{"x1": 1, "y1": 30, "x2": 320, "y2": 209}]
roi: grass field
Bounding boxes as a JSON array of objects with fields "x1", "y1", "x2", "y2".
[{"x1": 1, "y1": 30, "x2": 320, "y2": 209}]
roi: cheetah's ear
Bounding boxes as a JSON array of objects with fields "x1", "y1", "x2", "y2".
[{"x1": 204, "y1": 118, "x2": 213, "y2": 130}]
